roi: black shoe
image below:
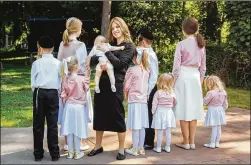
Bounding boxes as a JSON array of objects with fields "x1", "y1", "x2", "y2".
[
  {"x1": 87, "y1": 147, "x2": 103, "y2": 156},
  {"x1": 116, "y1": 152, "x2": 126, "y2": 160},
  {"x1": 144, "y1": 144, "x2": 154, "y2": 150},
  {"x1": 35, "y1": 155, "x2": 43, "y2": 162},
  {"x1": 51, "y1": 155, "x2": 60, "y2": 161}
]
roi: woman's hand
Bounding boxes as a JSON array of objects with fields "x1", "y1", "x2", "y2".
[
  {"x1": 96, "y1": 43, "x2": 110, "y2": 53},
  {"x1": 100, "y1": 64, "x2": 108, "y2": 71}
]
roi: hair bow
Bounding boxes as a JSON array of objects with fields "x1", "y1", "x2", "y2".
[{"x1": 204, "y1": 75, "x2": 210, "y2": 79}]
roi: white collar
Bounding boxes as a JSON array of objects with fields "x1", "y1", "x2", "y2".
[{"x1": 42, "y1": 54, "x2": 53, "y2": 58}]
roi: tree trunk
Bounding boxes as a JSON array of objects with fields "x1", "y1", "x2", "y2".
[{"x1": 101, "y1": 1, "x2": 112, "y2": 38}]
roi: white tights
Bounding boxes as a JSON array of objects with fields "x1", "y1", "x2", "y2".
[
  {"x1": 67, "y1": 134, "x2": 81, "y2": 153},
  {"x1": 210, "y1": 125, "x2": 222, "y2": 144},
  {"x1": 156, "y1": 128, "x2": 171, "y2": 148},
  {"x1": 132, "y1": 129, "x2": 145, "y2": 148}
]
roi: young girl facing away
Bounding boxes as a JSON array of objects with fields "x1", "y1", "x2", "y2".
[
  {"x1": 203, "y1": 75, "x2": 228, "y2": 149},
  {"x1": 87, "y1": 35, "x2": 125, "y2": 93},
  {"x1": 124, "y1": 50, "x2": 150, "y2": 156},
  {"x1": 151, "y1": 73, "x2": 177, "y2": 153},
  {"x1": 60, "y1": 56, "x2": 90, "y2": 159}
]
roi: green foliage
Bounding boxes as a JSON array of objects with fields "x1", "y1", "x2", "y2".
[{"x1": 225, "y1": 2, "x2": 251, "y2": 50}]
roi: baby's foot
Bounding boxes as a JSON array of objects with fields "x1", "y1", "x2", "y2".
[
  {"x1": 121, "y1": 46, "x2": 125, "y2": 50},
  {"x1": 111, "y1": 85, "x2": 116, "y2": 92},
  {"x1": 95, "y1": 87, "x2": 100, "y2": 93}
]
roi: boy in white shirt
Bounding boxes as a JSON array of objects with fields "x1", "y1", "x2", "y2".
[{"x1": 31, "y1": 36, "x2": 61, "y2": 162}]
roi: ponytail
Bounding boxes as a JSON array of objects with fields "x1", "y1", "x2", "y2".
[
  {"x1": 196, "y1": 33, "x2": 206, "y2": 48},
  {"x1": 63, "y1": 29, "x2": 69, "y2": 46},
  {"x1": 141, "y1": 50, "x2": 149, "y2": 71}
]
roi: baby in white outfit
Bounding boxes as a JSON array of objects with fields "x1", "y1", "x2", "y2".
[{"x1": 87, "y1": 35, "x2": 125, "y2": 93}]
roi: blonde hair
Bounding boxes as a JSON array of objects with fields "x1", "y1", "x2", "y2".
[
  {"x1": 157, "y1": 73, "x2": 174, "y2": 94},
  {"x1": 61, "y1": 56, "x2": 79, "y2": 81},
  {"x1": 204, "y1": 75, "x2": 225, "y2": 92},
  {"x1": 94, "y1": 35, "x2": 109, "y2": 45},
  {"x1": 108, "y1": 17, "x2": 133, "y2": 43},
  {"x1": 63, "y1": 17, "x2": 82, "y2": 46},
  {"x1": 141, "y1": 50, "x2": 149, "y2": 71}
]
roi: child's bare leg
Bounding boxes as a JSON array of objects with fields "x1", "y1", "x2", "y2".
[
  {"x1": 107, "y1": 68, "x2": 116, "y2": 92},
  {"x1": 95, "y1": 70, "x2": 102, "y2": 93}
]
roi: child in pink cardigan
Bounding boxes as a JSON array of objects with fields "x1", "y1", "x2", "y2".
[
  {"x1": 151, "y1": 73, "x2": 177, "y2": 153},
  {"x1": 203, "y1": 75, "x2": 228, "y2": 149},
  {"x1": 124, "y1": 50, "x2": 150, "y2": 156},
  {"x1": 60, "y1": 56, "x2": 90, "y2": 160}
]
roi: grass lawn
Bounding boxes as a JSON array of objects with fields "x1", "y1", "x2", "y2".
[{"x1": 1, "y1": 60, "x2": 250, "y2": 127}]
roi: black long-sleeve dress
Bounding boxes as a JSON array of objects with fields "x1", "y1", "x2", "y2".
[{"x1": 90, "y1": 41, "x2": 136, "y2": 132}]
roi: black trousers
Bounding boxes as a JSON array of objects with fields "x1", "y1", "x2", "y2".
[
  {"x1": 144, "y1": 85, "x2": 158, "y2": 147},
  {"x1": 33, "y1": 88, "x2": 59, "y2": 158}
]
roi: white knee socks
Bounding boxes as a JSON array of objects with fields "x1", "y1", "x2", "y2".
[
  {"x1": 165, "y1": 128, "x2": 171, "y2": 147},
  {"x1": 157, "y1": 128, "x2": 172, "y2": 148},
  {"x1": 215, "y1": 125, "x2": 222, "y2": 144},
  {"x1": 67, "y1": 134, "x2": 81, "y2": 153},
  {"x1": 139, "y1": 129, "x2": 145, "y2": 148},
  {"x1": 157, "y1": 130, "x2": 163, "y2": 148},
  {"x1": 210, "y1": 125, "x2": 221, "y2": 144},
  {"x1": 132, "y1": 128, "x2": 145, "y2": 149}
]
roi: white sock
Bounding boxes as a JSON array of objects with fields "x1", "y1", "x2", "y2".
[
  {"x1": 210, "y1": 126, "x2": 217, "y2": 144},
  {"x1": 132, "y1": 129, "x2": 139, "y2": 148},
  {"x1": 215, "y1": 125, "x2": 222, "y2": 144},
  {"x1": 138, "y1": 128, "x2": 145, "y2": 148},
  {"x1": 107, "y1": 69, "x2": 116, "y2": 92},
  {"x1": 67, "y1": 134, "x2": 74, "y2": 152},
  {"x1": 95, "y1": 76, "x2": 100, "y2": 91},
  {"x1": 157, "y1": 130, "x2": 163, "y2": 148},
  {"x1": 74, "y1": 135, "x2": 81, "y2": 153},
  {"x1": 165, "y1": 128, "x2": 171, "y2": 147}
]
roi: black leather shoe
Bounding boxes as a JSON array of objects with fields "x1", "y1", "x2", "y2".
[
  {"x1": 116, "y1": 153, "x2": 126, "y2": 160},
  {"x1": 87, "y1": 147, "x2": 104, "y2": 156},
  {"x1": 35, "y1": 155, "x2": 43, "y2": 162},
  {"x1": 51, "y1": 155, "x2": 60, "y2": 161},
  {"x1": 144, "y1": 144, "x2": 154, "y2": 150}
]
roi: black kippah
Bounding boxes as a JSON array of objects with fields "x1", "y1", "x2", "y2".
[
  {"x1": 139, "y1": 29, "x2": 153, "y2": 41},
  {"x1": 38, "y1": 36, "x2": 54, "y2": 48}
]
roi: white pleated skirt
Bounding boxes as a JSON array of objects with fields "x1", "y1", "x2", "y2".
[
  {"x1": 204, "y1": 106, "x2": 226, "y2": 127},
  {"x1": 151, "y1": 107, "x2": 176, "y2": 129},
  {"x1": 58, "y1": 89, "x2": 93, "y2": 125},
  {"x1": 60, "y1": 103, "x2": 89, "y2": 139},
  {"x1": 126, "y1": 103, "x2": 149, "y2": 130},
  {"x1": 174, "y1": 66, "x2": 204, "y2": 121}
]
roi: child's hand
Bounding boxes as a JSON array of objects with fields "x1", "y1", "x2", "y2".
[
  {"x1": 85, "y1": 67, "x2": 91, "y2": 77},
  {"x1": 121, "y1": 46, "x2": 125, "y2": 50}
]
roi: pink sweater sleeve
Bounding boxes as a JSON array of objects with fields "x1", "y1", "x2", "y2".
[
  {"x1": 82, "y1": 76, "x2": 90, "y2": 92},
  {"x1": 60, "y1": 82, "x2": 67, "y2": 98},
  {"x1": 203, "y1": 91, "x2": 213, "y2": 106},
  {"x1": 152, "y1": 91, "x2": 159, "y2": 114},
  {"x1": 123, "y1": 68, "x2": 134, "y2": 92},
  {"x1": 172, "y1": 42, "x2": 182, "y2": 78},
  {"x1": 223, "y1": 91, "x2": 229, "y2": 110},
  {"x1": 172, "y1": 92, "x2": 177, "y2": 106},
  {"x1": 199, "y1": 48, "x2": 206, "y2": 77}
]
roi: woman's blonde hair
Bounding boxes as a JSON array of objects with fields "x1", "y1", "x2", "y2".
[
  {"x1": 108, "y1": 17, "x2": 133, "y2": 43},
  {"x1": 141, "y1": 50, "x2": 149, "y2": 71},
  {"x1": 157, "y1": 73, "x2": 174, "y2": 94},
  {"x1": 204, "y1": 75, "x2": 225, "y2": 92},
  {"x1": 63, "y1": 17, "x2": 82, "y2": 46}
]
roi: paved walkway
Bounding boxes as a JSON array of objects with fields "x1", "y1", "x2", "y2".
[{"x1": 1, "y1": 108, "x2": 250, "y2": 164}]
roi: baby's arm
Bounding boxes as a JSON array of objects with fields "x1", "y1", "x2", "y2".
[{"x1": 108, "y1": 43, "x2": 125, "y2": 51}]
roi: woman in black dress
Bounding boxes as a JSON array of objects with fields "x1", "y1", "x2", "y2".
[{"x1": 87, "y1": 17, "x2": 136, "y2": 160}]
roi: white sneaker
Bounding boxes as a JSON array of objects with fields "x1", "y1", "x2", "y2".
[
  {"x1": 153, "y1": 147, "x2": 161, "y2": 153},
  {"x1": 125, "y1": 147, "x2": 139, "y2": 156},
  {"x1": 204, "y1": 143, "x2": 216, "y2": 149},
  {"x1": 190, "y1": 144, "x2": 196, "y2": 150},
  {"x1": 215, "y1": 142, "x2": 220, "y2": 148},
  {"x1": 175, "y1": 143, "x2": 190, "y2": 150},
  {"x1": 138, "y1": 148, "x2": 145, "y2": 155},
  {"x1": 162, "y1": 146, "x2": 171, "y2": 153},
  {"x1": 74, "y1": 152, "x2": 84, "y2": 160},
  {"x1": 64, "y1": 145, "x2": 68, "y2": 151},
  {"x1": 80, "y1": 145, "x2": 90, "y2": 151},
  {"x1": 95, "y1": 87, "x2": 100, "y2": 93},
  {"x1": 67, "y1": 152, "x2": 74, "y2": 159},
  {"x1": 111, "y1": 85, "x2": 116, "y2": 92}
]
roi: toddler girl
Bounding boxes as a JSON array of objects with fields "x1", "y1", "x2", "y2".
[
  {"x1": 87, "y1": 35, "x2": 124, "y2": 93},
  {"x1": 124, "y1": 50, "x2": 149, "y2": 156},
  {"x1": 203, "y1": 75, "x2": 228, "y2": 148},
  {"x1": 60, "y1": 56, "x2": 90, "y2": 159},
  {"x1": 151, "y1": 73, "x2": 176, "y2": 153}
]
